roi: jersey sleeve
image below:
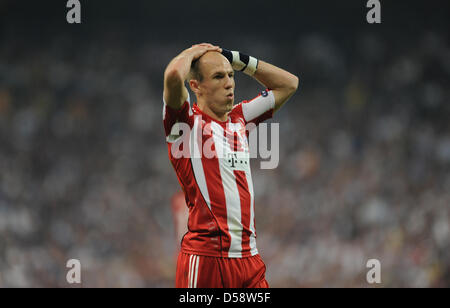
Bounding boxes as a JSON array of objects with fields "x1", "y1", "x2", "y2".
[
  {"x1": 232, "y1": 89, "x2": 275, "y2": 126},
  {"x1": 162, "y1": 92, "x2": 193, "y2": 143}
]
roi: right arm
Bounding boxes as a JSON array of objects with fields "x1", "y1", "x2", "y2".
[{"x1": 163, "y1": 43, "x2": 221, "y2": 109}]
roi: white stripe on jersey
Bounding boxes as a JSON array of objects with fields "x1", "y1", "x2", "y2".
[
  {"x1": 163, "y1": 93, "x2": 192, "y2": 143},
  {"x1": 245, "y1": 168, "x2": 258, "y2": 256},
  {"x1": 190, "y1": 116, "x2": 212, "y2": 211},
  {"x1": 241, "y1": 90, "x2": 275, "y2": 122},
  {"x1": 211, "y1": 122, "x2": 245, "y2": 258},
  {"x1": 162, "y1": 101, "x2": 166, "y2": 121}
]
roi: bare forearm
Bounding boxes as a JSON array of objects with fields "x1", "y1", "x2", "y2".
[
  {"x1": 164, "y1": 51, "x2": 195, "y2": 83},
  {"x1": 253, "y1": 60, "x2": 298, "y2": 92},
  {"x1": 253, "y1": 60, "x2": 299, "y2": 111},
  {"x1": 163, "y1": 53, "x2": 191, "y2": 109}
]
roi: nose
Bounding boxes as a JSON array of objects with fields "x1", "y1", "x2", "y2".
[{"x1": 224, "y1": 75, "x2": 233, "y2": 89}]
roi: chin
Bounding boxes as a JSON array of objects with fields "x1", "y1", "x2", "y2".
[{"x1": 225, "y1": 100, "x2": 234, "y2": 112}]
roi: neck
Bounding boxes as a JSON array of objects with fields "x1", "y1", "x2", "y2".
[{"x1": 197, "y1": 100, "x2": 228, "y2": 122}]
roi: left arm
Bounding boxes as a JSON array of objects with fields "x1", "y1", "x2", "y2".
[
  {"x1": 221, "y1": 48, "x2": 299, "y2": 113},
  {"x1": 252, "y1": 60, "x2": 299, "y2": 113}
]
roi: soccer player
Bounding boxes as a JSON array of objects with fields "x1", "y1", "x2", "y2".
[{"x1": 163, "y1": 43, "x2": 298, "y2": 288}]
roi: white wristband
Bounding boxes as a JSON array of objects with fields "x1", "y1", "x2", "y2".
[
  {"x1": 229, "y1": 50, "x2": 259, "y2": 76},
  {"x1": 243, "y1": 56, "x2": 258, "y2": 76}
]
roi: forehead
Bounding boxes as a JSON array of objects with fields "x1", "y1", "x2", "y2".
[{"x1": 199, "y1": 52, "x2": 233, "y2": 75}]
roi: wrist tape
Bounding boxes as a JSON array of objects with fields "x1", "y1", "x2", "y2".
[{"x1": 221, "y1": 48, "x2": 258, "y2": 76}]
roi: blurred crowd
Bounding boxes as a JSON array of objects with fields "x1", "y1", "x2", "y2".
[{"x1": 0, "y1": 26, "x2": 449, "y2": 286}]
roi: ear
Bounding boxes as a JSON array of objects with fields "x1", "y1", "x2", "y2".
[{"x1": 189, "y1": 79, "x2": 200, "y2": 95}]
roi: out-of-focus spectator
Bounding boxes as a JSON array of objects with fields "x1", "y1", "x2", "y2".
[{"x1": 0, "y1": 4, "x2": 449, "y2": 287}]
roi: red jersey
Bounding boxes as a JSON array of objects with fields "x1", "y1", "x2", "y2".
[{"x1": 163, "y1": 90, "x2": 275, "y2": 258}]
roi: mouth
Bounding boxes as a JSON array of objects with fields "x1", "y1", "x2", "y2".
[{"x1": 226, "y1": 93, "x2": 234, "y2": 99}]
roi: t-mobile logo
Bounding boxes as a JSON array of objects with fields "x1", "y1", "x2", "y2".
[{"x1": 227, "y1": 152, "x2": 249, "y2": 170}]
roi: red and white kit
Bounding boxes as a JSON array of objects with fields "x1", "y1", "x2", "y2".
[{"x1": 163, "y1": 90, "x2": 275, "y2": 287}]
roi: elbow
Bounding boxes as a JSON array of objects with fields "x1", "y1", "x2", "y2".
[
  {"x1": 287, "y1": 74, "x2": 299, "y2": 95},
  {"x1": 164, "y1": 67, "x2": 184, "y2": 87}
]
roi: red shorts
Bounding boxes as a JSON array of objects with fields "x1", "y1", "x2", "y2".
[{"x1": 175, "y1": 252, "x2": 269, "y2": 288}]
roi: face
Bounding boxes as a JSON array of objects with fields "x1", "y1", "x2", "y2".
[{"x1": 190, "y1": 51, "x2": 235, "y2": 115}]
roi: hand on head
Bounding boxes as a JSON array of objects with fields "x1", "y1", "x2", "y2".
[{"x1": 188, "y1": 43, "x2": 222, "y2": 60}]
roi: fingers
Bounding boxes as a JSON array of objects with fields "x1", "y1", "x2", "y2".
[
  {"x1": 193, "y1": 43, "x2": 216, "y2": 48},
  {"x1": 187, "y1": 43, "x2": 222, "y2": 60},
  {"x1": 192, "y1": 43, "x2": 221, "y2": 51}
]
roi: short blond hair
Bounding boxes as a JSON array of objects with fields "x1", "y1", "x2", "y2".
[{"x1": 188, "y1": 59, "x2": 203, "y2": 82}]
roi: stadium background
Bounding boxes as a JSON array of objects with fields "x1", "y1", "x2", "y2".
[{"x1": 0, "y1": 0, "x2": 449, "y2": 287}]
